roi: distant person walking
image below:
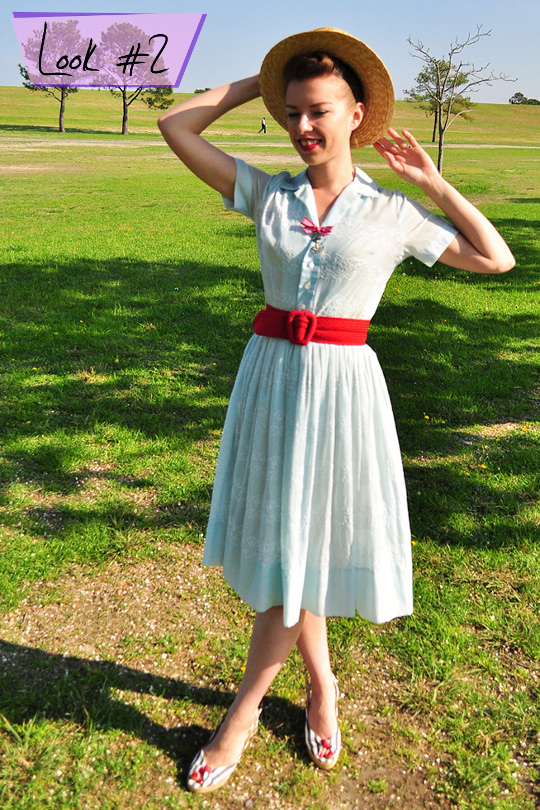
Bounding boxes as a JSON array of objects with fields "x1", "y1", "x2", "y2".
[{"x1": 258, "y1": 116, "x2": 267, "y2": 133}]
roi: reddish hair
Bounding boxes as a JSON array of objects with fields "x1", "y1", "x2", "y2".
[{"x1": 283, "y1": 51, "x2": 364, "y2": 104}]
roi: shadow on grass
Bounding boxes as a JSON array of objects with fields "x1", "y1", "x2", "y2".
[
  {"x1": 372, "y1": 289, "x2": 539, "y2": 548},
  {"x1": 0, "y1": 640, "x2": 305, "y2": 778},
  {"x1": 374, "y1": 296, "x2": 539, "y2": 447},
  {"x1": 0, "y1": 247, "x2": 538, "y2": 564},
  {"x1": 397, "y1": 214, "x2": 540, "y2": 285},
  {"x1": 0, "y1": 254, "x2": 261, "y2": 440},
  {"x1": 0, "y1": 124, "x2": 144, "y2": 137},
  {"x1": 0, "y1": 254, "x2": 264, "y2": 561}
]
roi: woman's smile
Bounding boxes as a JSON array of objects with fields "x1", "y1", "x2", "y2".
[{"x1": 298, "y1": 137, "x2": 322, "y2": 151}]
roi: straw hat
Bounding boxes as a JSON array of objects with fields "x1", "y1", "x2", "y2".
[{"x1": 259, "y1": 28, "x2": 394, "y2": 148}]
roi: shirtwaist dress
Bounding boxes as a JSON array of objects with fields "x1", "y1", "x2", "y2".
[{"x1": 202, "y1": 158, "x2": 458, "y2": 628}]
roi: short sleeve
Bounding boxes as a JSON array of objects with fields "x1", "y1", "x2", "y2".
[
  {"x1": 222, "y1": 158, "x2": 273, "y2": 222},
  {"x1": 396, "y1": 192, "x2": 458, "y2": 267}
]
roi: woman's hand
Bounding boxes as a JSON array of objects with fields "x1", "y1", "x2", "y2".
[
  {"x1": 374, "y1": 127, "x2": 514, "y2": 274},
  {"x1": 373, "y1": 127, "x2": 440, "y2": 191}
]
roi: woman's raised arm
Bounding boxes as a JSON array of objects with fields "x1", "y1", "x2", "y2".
[
  {"x1": 374, "y1": 128, "x2": 515, "y2": 274},
  {"x1": 158, "y1": 76, "x2": 261, "y2": 200}
]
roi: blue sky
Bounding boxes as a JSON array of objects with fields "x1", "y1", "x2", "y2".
[{"x1": 4, "y1": 0, "x2": 538, "y2": 103}]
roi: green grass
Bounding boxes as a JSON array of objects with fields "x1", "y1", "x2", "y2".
[
  {"x1": 0, "y1": 88, "x2": 539, "y2": 809},
  {"x1": 1, "y1": 85, "x2": 540, "y2": 144}
]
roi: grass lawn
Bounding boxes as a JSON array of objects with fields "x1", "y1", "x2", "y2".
[{"x1": 0, "y1": 88, "x2": 539, "y2": 809}]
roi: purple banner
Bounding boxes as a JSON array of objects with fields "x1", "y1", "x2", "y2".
[{"x1": 12, "y1": 12, "x2": 206, "y2": 88}]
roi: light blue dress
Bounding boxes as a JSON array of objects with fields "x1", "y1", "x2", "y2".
[{"x1": 202, "y1": 159, "x2": 458, "y2": 628}]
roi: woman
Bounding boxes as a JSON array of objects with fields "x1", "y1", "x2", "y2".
[{"x1": 158, "y1": 28, "x2": 514, "y2": 794}]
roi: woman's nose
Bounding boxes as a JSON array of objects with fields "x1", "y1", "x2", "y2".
[{"x1": 296, "y1": 114, "x2": 312, "y2": 133}]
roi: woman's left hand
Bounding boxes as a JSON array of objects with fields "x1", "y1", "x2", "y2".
[
  {"x1": 373, "y1": 128, "x2": 439, "y2": 190},
  {"x1": 374, "y1": 128, "x2": 514, "y2": 274}
]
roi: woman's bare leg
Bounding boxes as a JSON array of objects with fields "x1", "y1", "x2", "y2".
[
  {"x1": 201, "y1": 606, "x2": 305, "y2": 768},
  {"x1": 296, "y1": 612, "x2": 339, "y2": 738}
]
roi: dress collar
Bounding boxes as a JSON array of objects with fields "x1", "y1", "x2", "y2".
[
  {"x1": 278, "y1": 167, "x2": 380, "y2": 199},
  {"x1": 278, "y1": 167, "x2": 379, "y2": 227}
]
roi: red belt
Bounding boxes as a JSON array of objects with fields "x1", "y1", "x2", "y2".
[{"x1": 253, "y1": 304, "x2": 370, "y2": 346}]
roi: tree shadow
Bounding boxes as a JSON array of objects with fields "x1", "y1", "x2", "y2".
[
  {"x1": 0, "y1": 254, "x2": 261, "y2": 440},
  {"x1": 0, "y1": 254, "x2": 264, "y2": 548},
  {"x1": 0, "y1": 241, "x2": 538, "y2": 561},
  {"x1": 373, "y1": 296, "x2": 539, "y2": 445},
  {"x1": 398, "y1": 214, "x2": 540, "y2": 283},
  {"x1": 403, "y1": 443, "x2": 539, "y2": 549},
  {"x1": 371, "y1": 291, "x2": 539, "y2": 549},
  {"x1": 0, "y1": 640, "x2": 305, "y2": 781},
  {"x1": 508, "y1": 198, "x2": 540, "y2": 205},
  {"x1": 0, "y1": 124, "x2": 134, "y2": 137}
]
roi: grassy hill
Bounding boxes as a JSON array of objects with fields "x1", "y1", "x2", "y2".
[{"x1": 2, "y1": 85, "x2": 540, "y2": 145}]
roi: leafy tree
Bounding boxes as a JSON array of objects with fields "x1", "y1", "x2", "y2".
[
  {"x1": 405, "y1": 60, "x2": 472, "y2": 143},
  {"x1": 406, "y1": 26, "x2": 514, "y2": 174},
  {"x1": 509, "y1": 92, "x2": 540, "y2": 105},
  {"x1": 140, "y1": 87, "x2": 175, "y2": 110},
  {"x1": 98, "y1": 22, "x2": 174, "y2": 134},
  {"x1": 19, "y1": 64, "x2": 79, "y2": 133},
  {"x1": 107, "y1": 83, "x2": 174, "y2": 134},
  {"x1": 509, "y1": 91, "x2": 528, "y2": 105},
  {"x1": 18, "y1": 18, "x2": 83, "y2": 132},
  {"x1": 194, "y1": 88, "x2": 211, "y2": 94}
]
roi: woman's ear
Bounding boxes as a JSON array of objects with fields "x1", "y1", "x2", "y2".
[{"x1": 350, "y1": 102, "x2": 365, "y2": 133}]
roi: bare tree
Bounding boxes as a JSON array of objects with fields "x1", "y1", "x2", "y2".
[{"x1": 406, "y1": 26, "x2": 514, "y2": 174}]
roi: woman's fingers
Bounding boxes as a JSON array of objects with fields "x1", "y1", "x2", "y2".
[
  {"x1": 375, "y1": 135, "x2": 399, "y2": 154},
  {"x1": 386, "y1": 127, "x2": 405, "y2": 149},
  {"x1": 401, "y1": 129, "x2": 419, "y2": 148},
  {"x1": 385, "y1": 128, "x2": 422, "y2": 155}
]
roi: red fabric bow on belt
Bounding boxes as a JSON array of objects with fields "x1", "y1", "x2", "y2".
[{"x1": 301, "y1": 217, "x2": 333, "y2": 236}]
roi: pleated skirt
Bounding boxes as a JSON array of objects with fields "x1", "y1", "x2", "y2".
[{"x1": 202, "y1": 334, "x2": 413, "y2": 627}]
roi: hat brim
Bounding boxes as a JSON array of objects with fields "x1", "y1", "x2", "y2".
[{"x1": 259, "y1": 28, "x2": 394, "y2": 149}]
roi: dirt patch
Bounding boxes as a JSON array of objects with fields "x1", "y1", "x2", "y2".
[
  {"x1": 456, "y1": 421, "x2": 537, "y2": 444},
  {"x1": 0, "y1": 164, "x2": 82, "y2": 173},
  {"x1": 0, "y1": 139, "x2": 164, "y2": 150},
  {"x1": 224, "y1": 151, "x2": 301, "y2": 166},
  {"x1": 0, "y1": 547, "x2": 452, "y2": 809},
  {"x1": 223, "y1": 151, "x2": 385, "y2": 169},
  {"x1": 473, "y1": 421, "x2": 537, "y2": 438}
]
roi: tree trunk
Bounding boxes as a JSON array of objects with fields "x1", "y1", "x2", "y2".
[
  {"x1": 59, "y1": 88, "x2": 66, "y2": 133},
  {"x1": 431, "y1": 108, "x2": 438, "y2": 143},
  {"x1": 122, "y1": 89, "x2": 128, "y2": 135},
  {"x1": 437, "y1": 128, "x2": 444, "y2": 174}
]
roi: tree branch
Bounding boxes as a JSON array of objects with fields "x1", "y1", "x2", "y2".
[{"x1": 405, "y1": 25, "x2": 514, "y2": 175}]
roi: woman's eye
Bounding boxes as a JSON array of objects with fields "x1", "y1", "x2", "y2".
[{"x1": 287, "y1": 112, "x2": 299, "y2": 119}]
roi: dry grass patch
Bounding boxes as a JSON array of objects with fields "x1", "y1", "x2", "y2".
[{"x1": 1, "y1": 549, "x2": 456, "y2": 809}]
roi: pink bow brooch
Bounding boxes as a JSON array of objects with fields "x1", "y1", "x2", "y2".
[{"x1": 301, "y1": 217, "x2": 333, "y2": 236}]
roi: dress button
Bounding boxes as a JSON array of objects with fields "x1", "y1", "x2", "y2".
[
  {"x1": 299, "y1": 303, "x2": 306, "y2": 310},
  {"x1": 304, "y1": 281, "x2": 311, "y2": 289},
  {"x1": 308, "y1": 261, "x2": 315, "y2": 269}
]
